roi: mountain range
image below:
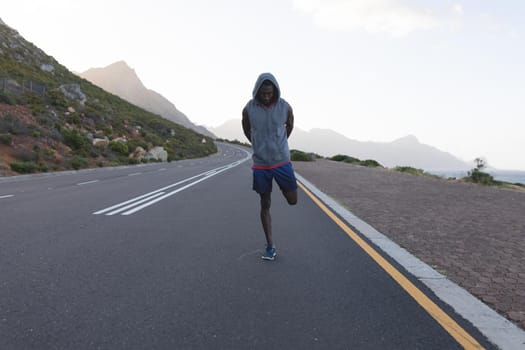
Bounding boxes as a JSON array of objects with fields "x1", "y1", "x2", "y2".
[
  {"x1": 74, "y1": 58, "x2": 471, "y2": 171},
  {"x1": 0, "y1": 13, "x2": 474, "y2": 176},
  {"x1": 74, "y1": 61, "x2": 470, "y2": 170},
  {"x1": 210, "y1": 119, "x2": 471, "y2": 171},
  {"x1": 78, "y1": 61, "x2": 214, "y2": 138}
]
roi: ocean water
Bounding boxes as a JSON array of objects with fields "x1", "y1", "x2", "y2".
[{"x1": 429, "y1": 170, "x2": 525, "y2": 185}]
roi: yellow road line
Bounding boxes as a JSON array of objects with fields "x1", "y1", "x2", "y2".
[{"x1": 297, "y1": 181, "x2": 485, "y2": 350}]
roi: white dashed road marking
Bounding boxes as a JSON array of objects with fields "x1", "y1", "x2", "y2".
[{"x1": 77, "y1": 180, "x2": 99, "y2": 186}]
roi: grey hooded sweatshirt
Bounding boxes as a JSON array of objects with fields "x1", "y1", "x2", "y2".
[{"x1": 242, "y1": 73, "x2": 293, "y2": 168}]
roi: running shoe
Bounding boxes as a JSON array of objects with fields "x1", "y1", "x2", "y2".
[{"x1": 262, "y1": 246, "x2": 277, "y2": 261}]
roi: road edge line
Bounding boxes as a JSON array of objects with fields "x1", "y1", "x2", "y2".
[{"x1": 296, "y1": 173, "x2": 525, "y2": 350}]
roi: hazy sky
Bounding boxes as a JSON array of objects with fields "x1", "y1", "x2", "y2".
[{"x1": 2, "y1": 1, "x2": 524, "y2": 170}]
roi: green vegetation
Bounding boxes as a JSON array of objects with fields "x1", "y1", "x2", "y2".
[
  {"x1": 359, "y1": 159, "x2": 382, "y2": 167},
  {"x1": 0, "y1": 133, "x2": 13, "y2": 145},
  {"x1": 290, "y1": 149, "x2": 320, "y2": 162},
  {"x1": 10, "y1": 161, "x2": 44, "y2": 173},
  {"x1": 0, "y1": 22, "x2": 217, "y2": 174},
  {"x1": 127, "y1": 138, "x2": 148, "y2": 152},
  {"x1": 394, "y1": 166, "x2": 426, "y2": 175},
  {"x1": 461, "y1": 158, "x2": 524, "y2": 190},
  {"x1": 393, "y1": 166, "x2": 441, "y2": 179},
  {"x1": 109, "y1": 140, "x2": 129, "y2": 156},
  {"x1": 61, "y1": 129, "x2": 87, "y2": 151},
  {"x1": 70, "y1": 156, "x2": 89, "y2": 170},
  {"x1": 330, "y1": 154, "x2": 360, "y2": 163},
  {"x1": 0, "y1": 91, "x2": 17, "y2": 105},
  {"x1": 464, "y1": 158, "x2": 496, "y2": 186},
  {"x1": 330, "y1": 154, "x2": 383, "y2": 168},
  {"x1": 0, "y1": 113, "x2": 33, "y2": 135}
]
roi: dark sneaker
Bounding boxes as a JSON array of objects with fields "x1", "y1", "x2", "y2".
[{"x1": 262, "y1": 246, "x2": 277, "y2": 261}]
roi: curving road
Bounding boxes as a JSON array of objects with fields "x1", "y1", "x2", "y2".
[{"x1": 0, "y1": 143, "x2": 496, "y2": 349}]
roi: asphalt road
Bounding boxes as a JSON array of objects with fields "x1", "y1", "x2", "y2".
[{"x1": 0, "y1": 143, "x2": 496, "y2": 349}]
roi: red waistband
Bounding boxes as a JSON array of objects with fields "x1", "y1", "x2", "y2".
[{"x1": 251, "y1": 161, "x2": 290, "y2": 170}]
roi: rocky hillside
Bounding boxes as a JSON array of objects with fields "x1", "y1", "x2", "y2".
[
  {"x1": 0, "y1": 19, "x2": 216, "y2": 176},
  {"x1": 79, "y1": 61, "x2": 215, "y2": 138}
]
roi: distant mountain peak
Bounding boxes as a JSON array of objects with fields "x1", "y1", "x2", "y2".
[
  {"x1": 106, "y1": 61, "x2": 138, "y2": 77},
  {"x1": 106, "y1": 60, "x2": 135, "y2": 73},
  {"x1": 79, "y1": 61, "x2": 215, "y2": 138},
  {"x1": 110, "y1": 60, "x2": 130, "y2": 67},
  {"x1": 84, "y1": 61, "x2": 135, "y2": 75},
  {"x1": 81, "y1": 61, "x2": 143, "y2": 91}
]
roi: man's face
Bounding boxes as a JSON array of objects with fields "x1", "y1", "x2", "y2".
[{"x1": 258, "y1": 84, "x2": 274, "y2": 106}]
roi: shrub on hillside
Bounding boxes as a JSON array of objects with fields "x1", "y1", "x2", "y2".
[
  {"x1": 0, "y1": 114, "x2": 32, "y2": 135},
  {"x1": 12, "y1": 148, "x2": 37, "y2": 162},
  {"x1": 330, "y1": 154, "x2": 382, "y2": 167},
  {"x1": 360, "y1": 159, "x2": 382, "y2": 167},
  {"x1": 10, "y1": 161, "x2": 39, "y2": 173},
  {"x1": 42, "y1": 147, "x2": 56, "y2": 161},
  {"x1": 142, "y1": 131, "x2": 163, "y2": 147},
  {"x1": 70, "y1": 156, "x2": 88, "y2": 170},
  {"x1": 127, "y1": 139, "x2": 148, "y2": 153},
  {"x1": 330, "y1": 154, "x2": 359, "y2": 163},
  {"x1": 0, "y1": 133, "x2": 13, "y2": 145},
  {"x1": 127, "y1": 157, "x2": 140, "y2": 165},
  {"x1": 109, "y1": 140, "x2": 129, "y2": 156},
  {"x1": 45, "y1": 89, "x2": 68, "y2": 109},
  {"x1": 330, "y1": 154, "x2": 360, "y2": 163},
  {"x1": 290, "y1": 149, "x2": 316, "y2": 162},
  {"x1": 395, "y1": 166, "x2": 426, "y2": 175},
  {"x1": 61, "y1": 128, "x2": 86, "y2": 151},
  {"x1": 0, "y1": 91, "x2": 19, "y2": 105},
  {"x1": 465, "y1": 158, "x2": 496, "y2": 186},
  {"x1": 467, "y1": 169, "x2": 495, "y2": 185},
  {"x1": 28, "y1": 94, "x2": 46, "y2": 115}
]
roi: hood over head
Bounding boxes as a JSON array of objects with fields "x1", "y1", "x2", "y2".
[{"x1": 252, "y1": 72, "x2": 281, "y2": 99}]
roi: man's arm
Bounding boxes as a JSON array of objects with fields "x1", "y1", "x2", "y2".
[
  {"x1": 286, "y1": 106, "x2": 294, "y2": 138},
  {"x1": 242, "y1": 107, "x2": 251, "y2": 142}
]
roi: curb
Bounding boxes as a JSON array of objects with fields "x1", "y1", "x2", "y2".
[{"x1": 0, "y1": 162, "x2": 164, "y2": 184}]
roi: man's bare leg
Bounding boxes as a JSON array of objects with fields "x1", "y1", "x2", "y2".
[
  {"x1": 282, "y1": 189, "x2": 298, "y2": 205},
  {"x1": 260, "y1": 192, "x2": 273, "y2": 247}
]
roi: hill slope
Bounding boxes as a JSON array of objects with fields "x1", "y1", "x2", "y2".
[
  {"x1": 79, "y1": 61, "x2": 214, "y2": 138},
  {"x1": 0, "y1": 19, "x2": 216, "y2": 175}
]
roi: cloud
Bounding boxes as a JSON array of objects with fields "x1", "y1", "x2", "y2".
[{"x1": 293, "y1": 0, "x2": 441, "y2": 37}]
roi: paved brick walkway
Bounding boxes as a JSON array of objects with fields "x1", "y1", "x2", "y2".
[{"x1": 293, "y1": 159, "x2": 525, "y2": 330}]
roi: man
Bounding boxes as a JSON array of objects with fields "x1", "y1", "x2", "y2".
[{"x1": 242, "y1": 72, "x2": 298, "y2": 261}]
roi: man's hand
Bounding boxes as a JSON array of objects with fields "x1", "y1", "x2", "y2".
[{"x1": 286, "y1": 107, "x2": 294, "y2": 138}]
